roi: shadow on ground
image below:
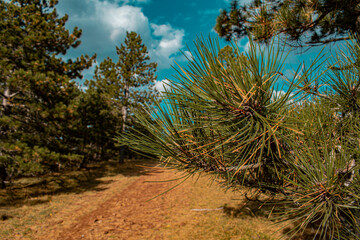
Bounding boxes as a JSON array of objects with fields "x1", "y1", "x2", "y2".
[
  {"x1": 0, "y1": 158, "x2": 159, "y2": 208},
  {"x1": 222, "y1": 199, "x2": 320, "y2": 240},
  {"x1": 222, "y1": 197, "x2": 272, "y2": 218}
]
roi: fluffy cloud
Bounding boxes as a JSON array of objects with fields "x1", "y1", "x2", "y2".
[
  {"x1": 150, "y1": 23, "x2": 185, "y2": 68},
  {"x1": 101, "y1": 5, "x2": 150, "y2": 42},
  {"x1": 154, "y1": 79, "x2": 170, "y2": 93},
  {"x1": 56, "y1": 0, "x2": 185, "y2": 72}
]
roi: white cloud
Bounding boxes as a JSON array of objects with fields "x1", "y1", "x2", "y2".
[
  {"x1": 175, "y1": 50, "x2": 194, "y2": 63},
  {"x1": 272, "y1": 90, "x2": 295, "y2": 104},
  {"x1": 150, "y1": 23, "x2": 185, "y2": 68},
  {"x1": 103, "y1": 0, "x2": 151, "y2": 5},
  {"x1": 224, "y1": 0, "x2": 252, "y2": 4},
  {"x1": 152, "y1": 24, "x2": 173, "y2": 37},
  {"x1": 56, "y1": 0, "x2": 185, "y2": 72},
  {"x1": 154, "y1": 79, "x2": 170, "y2": 93},
  {"x1": 183, "y1": 50, "x2": 193, "y2": 59},
  {"x1": 123, "y1": 0, "x2": 150, "y2": 3},
  {"x1": 99, "y1": 4, "x2": 150, "y2": 41}
]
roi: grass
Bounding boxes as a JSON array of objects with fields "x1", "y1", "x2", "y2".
[
  {"x1": 0, "y1": 159, "x2": 156, "y2": 239},
  {"x1": 0, "y1": 159, "x2": 295, "y2": 240},
  {"x1": 152, "y1": 173, "x2": 284, "y2": 240},
  {"x1": 0, "y1": 159, "x2": 154, "y2": 208}
]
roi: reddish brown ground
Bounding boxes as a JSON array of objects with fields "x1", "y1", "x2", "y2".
[
  {"x1": 36, "y1": 168, "x2": 186, "y2": 240},
  {"x1": 1, "y1": 161, "x2": 288, "y2": 240}
]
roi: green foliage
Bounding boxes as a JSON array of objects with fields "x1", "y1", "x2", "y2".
[
  {"x1": 120, "y1": 36, "x2": 360, "y2": 239},
  {"x1": 0, "y1": 0, "x2": 95, "y2": 186},
  {"x1": 214, "y1": 0, "x2": 360, "y2": 46},
  {"x1": 77, "y1": 79, "x2": 122, "y2": 164},
  {"x1": 82, "y1": 31, "x2": 158, "y2": 164}
]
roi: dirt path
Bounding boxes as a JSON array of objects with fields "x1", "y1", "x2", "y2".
[
  {"x1": 1, "y1": 162, "x2": 288, "y2": 240},
  {"x1": 37, "y1": 168, "x2": 190, "y2": 240}
]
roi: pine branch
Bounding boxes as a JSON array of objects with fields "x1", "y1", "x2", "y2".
[{"x1": 306, "y1": 37, "x2": 351, "y2": 46}]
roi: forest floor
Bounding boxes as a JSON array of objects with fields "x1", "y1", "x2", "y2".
[{"x1": 0, "y1": 159, "x2": 302, "y2": 240}]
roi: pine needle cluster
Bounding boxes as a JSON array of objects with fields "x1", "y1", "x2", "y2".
[{"x1": 120, "y1": 36, "x2": 360, "y2": 239}]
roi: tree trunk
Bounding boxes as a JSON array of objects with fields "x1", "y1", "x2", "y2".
[
  {"x1": 119, "y1": 83, "x2": 129, "y2": 164},
  {"x1": 1, "y1": 83, "x2": 19, "y2": 117},
  {"x1": 0, "y1": 165, "x2": 8, "y2": 189},
  {"x1": 1, "y1": 86, "x2": 10, "y2": 116}
]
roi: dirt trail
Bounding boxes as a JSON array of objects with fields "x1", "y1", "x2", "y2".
[
  {"x1": 37, "y1": 168, "x2": 189, "y2": 240},
  {"x1": 1, "y1": 162, "x2": 287, "y2": 240}
]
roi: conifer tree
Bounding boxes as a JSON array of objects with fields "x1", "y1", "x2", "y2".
[
  {"x1": 0, "y1": 0, "x2": 95, "y2": 187},
  {"x1": 85, "y1": 31, "x2": 158, "y2": 164},
  {"x1": 214, "y1": 0, "x2": 360, "y2": 46},
  {"x1": 76, "y1": 83, "x2": 120, "y2": 166},
  {"x1": 120, "y1": 36, "x2": 360, "y2": 239}
]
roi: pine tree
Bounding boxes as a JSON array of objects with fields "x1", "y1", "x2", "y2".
[
  {"x1": 120, "y1": 36, "x2": 360, "y2": 239},
  {"x1": 76, "y1": 84, "x2": 120, "y2": 166},
  {"x1": 85, "y1": 31, "x2": 158, "y2": 164},
  {"x1": 214, "y1": 0, "x2": 360, "y2": 46},
  {"x1": 0, "y1": 0, "x2": 95, "y2": 187}
]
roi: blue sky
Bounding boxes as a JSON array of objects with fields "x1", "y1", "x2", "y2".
[
  {"x1": 56, "y1": 0, "x2": 231, "y2": 90},
  {"x1": 56, "y1": 0, "x2": 340, "y2": 92}
]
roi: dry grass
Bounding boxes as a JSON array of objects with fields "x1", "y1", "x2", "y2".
[
  {"x1": 0, "y1": 159, "x2": 155, "y2": 239},
  {"x1": 152, "y1": 173, "x2": 284, "y2": 240},
  {"x1": 0, "y1": 159, "x2": 292, "y2": 240}
]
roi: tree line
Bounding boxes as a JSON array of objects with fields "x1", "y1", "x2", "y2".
[{"x1": 0, "y1": 0, "x2": 158, "y2": 188}]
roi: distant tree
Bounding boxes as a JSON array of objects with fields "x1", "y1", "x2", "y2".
[
  {"x1": 84, "y1": 31, "x2": 158, "y2": 164},
  {"x1": 0, "y1": 0, "x2": 95, "y2": 187},
  {"x1": 77, "y1": 63, "x2": 122, "y2": 165},
  {"x1": 214, "y1": 0, "x2": 360, "y2": 46}
]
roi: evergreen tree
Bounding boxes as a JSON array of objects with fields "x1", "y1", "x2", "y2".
[
  {"x1": 214, "y1": 0, "x2": 360, "y2": 46},
  {"x1": 84, "y1": 31, "x2": 158, "y2": 164},
  {"x1": 120, "y1": 36, "x2": 360, "y2": 239},
  {"x1": 76, "y1": 83, "x2": 120, "y2": 166},
  {"x1": 0, "y1": 0, "x2": 95, "y2": 187}
]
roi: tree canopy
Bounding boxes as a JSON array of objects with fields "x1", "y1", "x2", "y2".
[
  {"x1": 214, "y1": 0, "x2": 360, "y2": 46},
  {"x1": 84, "y1": 31, "x2": 158, "y2": 164},
  {"x1": 0, "y1": 0, "x2": 95, "y2": 187},
  {"x1": 0, "y1": 1, "x2": 159, "y2": 187}
]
